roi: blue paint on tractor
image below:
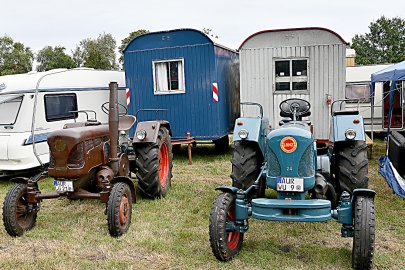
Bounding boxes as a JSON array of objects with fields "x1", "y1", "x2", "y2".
[{"x1": 123, "y1": 29, "x2": 240, "y2": 141}]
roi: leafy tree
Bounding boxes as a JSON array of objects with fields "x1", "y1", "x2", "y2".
[
  {"x1": 351, "y1": 16, "x2": 405, "y2": 65},
  {"x1": 0, "y1": 36, "x2": 34, "y2": 75},
  {"x1": 118, "y1": 29, "x2": 149, "y2": 65},
  {"x1": 36, "y1": 46, "x2": 75, "y2": 71},
  {"x1": 72, "y1": 33, "x2": 118, "y2": 70}
]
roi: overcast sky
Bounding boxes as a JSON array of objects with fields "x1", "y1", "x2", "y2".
[{"x1": 1, "y1": 0, "x2": 404, "y2": 54}]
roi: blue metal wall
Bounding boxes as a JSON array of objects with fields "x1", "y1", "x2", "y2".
[{"x1": 124, "y1": 29, "x2": 239, "y2": 140}]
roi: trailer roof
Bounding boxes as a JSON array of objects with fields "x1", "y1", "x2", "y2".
[
  {"x1": 123, "y1": 28, "x2": 237, "y2": 53},
  {"x1": 239, "y1": 27, "x2": 348, "y2": 49},
  {"x1": 346, "y1": 64, "x2": 393, "y2": 83},
  {"x1": 0, "y1": 68, "x2": 125, "y2": 93}
]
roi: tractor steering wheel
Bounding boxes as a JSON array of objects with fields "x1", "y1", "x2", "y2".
[
  {"x1": 279, "y1": 98, "x2": 311, "y2": 118},
  {"x1": 101, "y1": 102, "x2": 128, "y2": 117}
]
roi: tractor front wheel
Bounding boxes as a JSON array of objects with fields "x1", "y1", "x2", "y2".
[
  {"x1": 107, "y1": 182, "x2": 133, "y2": 237},
  {"x1": 2, "y1": 183, "x2": 38, "y2": 237},
  {"x1": 352, "y1": 195, "x2": 375, "y2": 270},
  {"x1": 209, "y1": 192, "x2": 244, "y2": 261},
  {"x1": 135, "y1": 127, "x2": 173, "y2": 199},
  {"x1": 335, "y1": 141, "x2": 368, "y2": 194},
  {"x1": 231, "y1": 140, "x2": 264, "y2": 198}
]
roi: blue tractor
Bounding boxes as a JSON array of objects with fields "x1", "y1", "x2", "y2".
[{"x1": 209, "y1": 99, "x2": 375, "y2": 269}]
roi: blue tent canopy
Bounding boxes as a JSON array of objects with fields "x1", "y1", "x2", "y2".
[
  {"x1": 371, "y1": 60, "x2": 405, "y2": 199},
  {"x1": 371, "y1": 60, "x2": 405, "y2": 82}
]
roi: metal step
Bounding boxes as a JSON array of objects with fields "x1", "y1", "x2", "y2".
[{"x1": 251, "y1": 198, "x2": 331, "y2": 222}]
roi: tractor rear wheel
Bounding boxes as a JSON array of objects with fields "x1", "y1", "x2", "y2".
[
  {"x1": 209, "y1": 192, "x2": 244, "y2": 261},
  {"x1": 214, "y1": 135, "x2": 230, "y2": 154},
  {"x1": 2, "y1": 183, "x2": 38, "y2": 237},
  {"x1": 134, "y1": 127, "x2": 173, "y2": 199},
  {"x1": 107, "y1": 182, "x2": 133, "y2": 237},
  {"x1": 352, "y1": 195, "x2": 375, "y2": 270},
  {"x1": 231, "y1": 140, "x2": 264, "y2": 197},
  {"x1": 335, "y1": 141, "x2": 368, "y2": 194}
]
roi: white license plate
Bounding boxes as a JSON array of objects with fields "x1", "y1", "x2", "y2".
[
  {"x1": 277, "y1": 177, "x2": 304, "y2": 192},
  {"x1": 54, "y1": 180, "x2": 74, "y2": 192}
]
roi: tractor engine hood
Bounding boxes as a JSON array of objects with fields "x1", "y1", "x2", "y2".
[
  {"x1": 47, "y1": 125, "x2": 110, "y2": 179},
  {"x1": 266, "y1": 125, "x2": 316, "y2": 192}
]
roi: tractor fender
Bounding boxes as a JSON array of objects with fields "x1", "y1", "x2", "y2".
[
  {"x1": 133, "y1": 120, "x2": 171, "y2": 144},
  {"x1": 111, "y1": 176, "x2": 137, "y2": 203},
  {"x1": 11, "y1": 177, "x2": 30, "y2": 184},
  {"x1": 215, "y1": 186, "x2": 240, "y2": 194},
  {"x1": 330, "y1": 113, "x2": 366, "y2": 143},
  {"x1": 352, "y1": 188, "x2": 376, "y2": 202},
  {"x1": 233, "y1": 117, "x2": 269, "y2": 153}
]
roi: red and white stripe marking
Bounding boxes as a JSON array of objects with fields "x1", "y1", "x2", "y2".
[
  {"x1": 212, "y1": 82, "x2": 218, "y2": 102},
  {"x1": 126, "y1": 88, "x2": 131, "y2": 106}
]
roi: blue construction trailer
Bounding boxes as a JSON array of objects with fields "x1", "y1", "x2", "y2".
[{"x1": 123, "y1": 29, "x2": 240, "y2": 150}]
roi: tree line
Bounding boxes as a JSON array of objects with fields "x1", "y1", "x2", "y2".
[
  {"x1": 1, "y1": 16, "x2": 405, "y2": 76},
  {"x1": 0, "y1": 29, "x2": 149, "y2": 76}
]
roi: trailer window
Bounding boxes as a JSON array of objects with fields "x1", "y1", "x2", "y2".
[
  {"x1": 345, "y1": 83, "x2": 370, "y2": 102},
  {"x1": 153, "y1": 59, "x2": 185, "y2": 94},
  {"x1": 44, "y1": 94, "x2": 78, "y2": 122},
  {"x1": 0, "y1": 94, "x2": 23, "y2": 125},
  {"x1": 275, "y1": 59, "x2": 308, "y2": 92}
]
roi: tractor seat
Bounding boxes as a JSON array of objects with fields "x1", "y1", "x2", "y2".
[
  {"x1": 63, "y1": 120, "x2": 101, "y2": 129},
  {"x1": 333, "y1": 110, "x2": 359, "y2": 116},
  {"x1": 118, "y1": 115, "x2": 136, "y2": 131}
]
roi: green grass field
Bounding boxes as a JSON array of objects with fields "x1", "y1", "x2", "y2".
[{"x1": 0, "y1": 140, "x2": 404, "y2": 270}]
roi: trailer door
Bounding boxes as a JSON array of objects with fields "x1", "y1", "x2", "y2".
[{"x1": 383, "y1": 81, "x2": 403, "y2": 129}]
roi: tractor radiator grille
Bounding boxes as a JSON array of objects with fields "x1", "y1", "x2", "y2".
[
  {"x1": 67, "y1": 142, "x2": 84, "y2": 168},
  {"x1": 298, "y1": 144, "x2": 314, "y2": 177},
  {"x1": 267, "y1": 147, "x2": 281, "y2": 177},
  {"x1": 49, "y1": 153, "x2": 55, "y2": 168}
]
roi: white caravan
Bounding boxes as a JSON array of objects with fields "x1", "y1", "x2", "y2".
[
  {"x1": 345, "y1": 64, "x2": 395, "y2": 132},
  {"x1": 0, "y1": 68, "x2": 126, "y2": 177}
]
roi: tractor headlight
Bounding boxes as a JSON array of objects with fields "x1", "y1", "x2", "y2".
[
  {"x1": 238, "y1": 129, "x2": 249, "y2": 139},
  {"x1": 345, "y1": 129, "x2": 356, "y2": 140},
  {"x1": 136, "y1": 130, "x2": 147, "y2": 140}
]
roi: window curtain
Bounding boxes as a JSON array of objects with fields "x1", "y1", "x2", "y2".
[
  {"x1": 177, "y1": 61, "x2": 184, "y2": 90},
  {"x1": 156, "y1": 63, "x2": 168, "y2": 91}
]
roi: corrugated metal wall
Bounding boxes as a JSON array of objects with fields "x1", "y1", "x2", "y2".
[{"x1": 240, "y1": 44, "x2": 346, "y2": 140}]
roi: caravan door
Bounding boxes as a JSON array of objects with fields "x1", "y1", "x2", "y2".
[{"x1": 383, "y1": 81, "x2": 404, "y2": 129}]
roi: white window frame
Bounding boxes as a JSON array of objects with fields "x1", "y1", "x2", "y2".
[
  {"x1": 152, "y1": 58, "x2": 186, "y2": 95},
  {"x1": 274, "y1": 58, "x2": 309, "y2": 94},
  {"x1": 345, "y1": 82, "x2": 371, "y2": 103}
]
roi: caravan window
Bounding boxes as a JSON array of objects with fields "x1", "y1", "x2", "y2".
[
  {"x1": 153, "y1": 59, "x2": 185, "y2": 94},
  {"x1": 345, "y1": 83, "x2": 370, "y2": 102},
  {"x1": 44, "y1": 94, "x2": 78, "y2": 122},
  {"x1": 0, "y1": 94, "x2": 23, "y2": 125},
  {"x1": 275, "y1": 59, "x2": 308, "y2": 92}
]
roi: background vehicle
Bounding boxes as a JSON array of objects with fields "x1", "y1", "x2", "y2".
[{"x1": 0, "y1": 68, "x2": 126, "y2": 178}]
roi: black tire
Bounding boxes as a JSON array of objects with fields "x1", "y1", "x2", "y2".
[
  {"x1": 107, "y1": 182, "x2": 133, "y2": 237},
  {"x1": 2, "y1": 183, "x2": 37, "y2": 237},
  {"x1": 335, "y1": 141, "x2": 368, "y2": 194},
  {"x1": 231, "y1": 140, "x2": 264, "y2": 197},
  {"x1": 352, "y1": 195, "x2": 375, "y2": 270},
  {"x1": 134, "y1": 127, "x2": 173, "y2": 199},
  {"x1": 209, "y1": 192, "x2": 244, "y2": 261},
  {"x1": 214, "y1": 135, "x2": 229, "y2": 154}
]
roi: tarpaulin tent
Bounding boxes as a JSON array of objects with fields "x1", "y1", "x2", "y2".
[{"x1": 371, "y1": 60, "x2": 405, "y2": 198}]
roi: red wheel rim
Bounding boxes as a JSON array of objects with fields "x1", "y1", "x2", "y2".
[
  {"x1": 159, "y1": 142, "x2": 169, "y2": 187},
  {"x1": 119, "y1": 194, "x2": 129, "y2": 225},
  {"x1": 16, "y1": 195, "x2": 32, "y2": 228},
  {"x1": 226, "y1": 205, "x2": 241, "y2": 250}
]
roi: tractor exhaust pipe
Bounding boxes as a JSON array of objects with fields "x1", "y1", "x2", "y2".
[
  {"x1": 314, "y1": 173, "x2": 338, "y2": 207},
  {"x1": 108, "y1": 82, "x2": 119, "y2": 175}
]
